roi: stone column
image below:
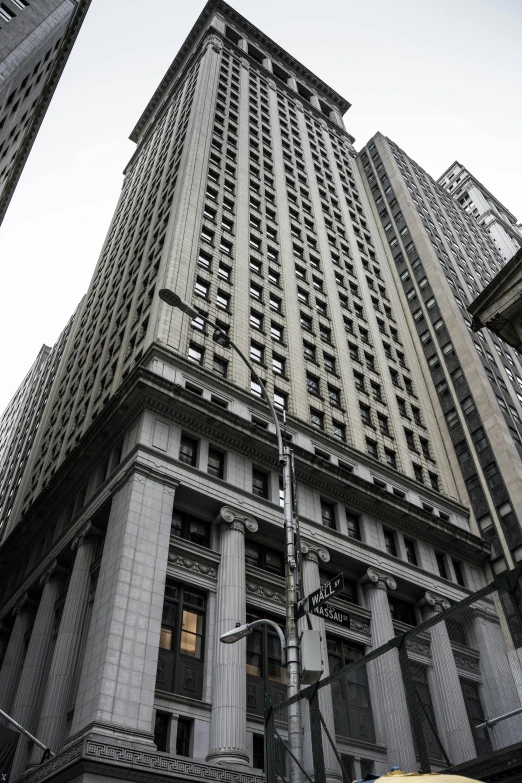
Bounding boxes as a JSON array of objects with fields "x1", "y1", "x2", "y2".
[
  {"x1": 360, "y1": 568, "x2": 417, "y2": 772},
  {"x1": 418, "y1": 592, "x2": 475, "y2": 764},
  {"x1": 207, "y1": 505, "x2": 257, "y2": 766},
  {"x1": 470, "y1": 607, "x2": 522, "y2": 748},
  {"x1": 69, "y1": 469, "x2": 176, "y2": 745},
  {"x1": 9, "y1": 561, "x2": 68, "y2": 781},
  {"x1": 298, "y1": 540, "x2": 341, "y2": 783},
  {"x1": 30, "y1": 522, "x2": 103, "y2": 762},
  {"x1": 0, "y1": 595, "x2": 37, "y2": 714}
]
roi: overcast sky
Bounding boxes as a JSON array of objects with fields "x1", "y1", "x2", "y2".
[{"x1": 1, "y1": 0, "x2": 521, "y2": 413}]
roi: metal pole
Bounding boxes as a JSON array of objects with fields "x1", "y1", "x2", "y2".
[
  {"x1": 159, "y1": 294, "x2": 303, "y2": 780},
  {"x1": 476, "y1": 704, "x2": 522, "y2": 730},
  {"x1": 0, "y1": 707, "x2": 54, "y2": 757}
]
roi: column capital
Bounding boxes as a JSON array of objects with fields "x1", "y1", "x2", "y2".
[
  {"x1": 214, "y1": 506, "x2": 258, "y2": 535},
  {"x1": 301, "y1": 539, "x2": 330, "y2": 565},
  {"x1": 360, "y1": 567, "x2": 396, "y2": 592},
  {"x1": 72, "y1": 521, "x2": 104, "y2": 551},
  {"x1": 12, "y1": 593, "x2": 38, "y2": 617},
  {"x1": 418, "y1": 591, "x2": 451, "y2": 613},
  {"x1": 39, "y1": 560, "x2": 68, "y2": 587}
]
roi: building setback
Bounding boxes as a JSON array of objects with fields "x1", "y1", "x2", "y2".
[
  {"x1": 0, "y1": 0, "x2": 91, "y2": 225},
  {"x1": 0, "y1": 3, "x2": 520, "y2": 783},
  {"x1": 437, "y1": 161, "x2": 522, "y2": 263}
]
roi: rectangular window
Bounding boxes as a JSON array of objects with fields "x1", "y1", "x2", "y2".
[
  {"x1": 274, "y1": 390, "x2": 288, "y2": 410},
  {"x1": 404, "y1": 538, "x2": 417, "y2": 566},
  {"x1": 213, "y1": 355, "x2": 228, "y2": 378},
  {"x1": 466, "y1": 475, "x2": 483, "y2": 499},
  {"x1": 252, "y1": 468, "x2": 269, "y2": 498},
  {"x1": 176, "y1": 718, "x2": 192, "y2": 757},
  {"x1": 366, "y1": 438, "x2": 378, "y2": 458},
  {"x1": 328, "y1": 386, "x2": 341, "y2": 407},
  {"x1": 179, "y1": 436, "x2": 198, "y2": 466},
  {"x1": 272, "y1": 354, "x2": 285, "y2": 375},
  {"x1": 250, "y1": 342, "x2": 264, "y2": 364},
  {"x1": 321, "y1": 500, "x2": 335, "y2": 528},
  {"x1": 271, "y1": 323, "x2": 283, "y2": 342},
  {"x1": 250, "y1": 310, "x2": 263, "y2": 330},
  {"x1": 435, "y1": 552, "x2": 448, "y2": 580},
  {"x1": 383, "y1": 528, "x2": 397, "y2": 557},
  {"x1": 207, "y1": 448, "x2": 224, "y2": 479},
  {"x1": 188, "y1": 344, "x2": 204, "y2": 365},
  {"x1": 310, "y1": 408, "x2": 324, "y2": 429},
  {"x1": 333, "y1": 420, "x2": 346, "y2": 441},
  {"x1": 195, "y1": 279, "x2": 209, "y2": 299},
  {"x1": 360, "y1": 403, "x2": 372, "y2": 426},
  {"x1": 216, "y1": 291, "x2": 230, "y2": 311},
  {"x1": 346, "y1": 512, "x2": 361, "y2": 540}
]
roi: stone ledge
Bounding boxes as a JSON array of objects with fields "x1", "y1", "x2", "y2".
[{"x1": 19, "y1": 735, "x2": 265, "y2": 783}]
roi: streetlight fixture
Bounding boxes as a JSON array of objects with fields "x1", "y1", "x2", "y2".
[
  {"x1": 220, "y1": 619, "x2": 286, "y2": 666},
  {"x1": 159, "y1": 288, "x2": 302, "y2": 779}
]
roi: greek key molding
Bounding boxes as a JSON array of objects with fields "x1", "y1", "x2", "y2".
[
  {"x1": 215, "y1": 505, "x2": 258, "y2": 534},
  {"x1": 360, "y1": 567, "x2": 396, "y2": 592},
  {"x1": 83, "y1": 739, "x2": 265, "y2": 782},
  {"x1": 418, "y1": 590, "x2": 451, "y2": 614},
  {"x1": 300, "y1": 538, "x2": 330, "y2": 564}
]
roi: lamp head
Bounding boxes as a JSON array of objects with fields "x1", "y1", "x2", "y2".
[
  {"x1": 220, "y1": 623, "x2": 253, "y2": 644},
  {"x1": 159, "y1": 289, "x2": 199, "y2": 318},
  {"x1": 213, "y1": 328, "x2": 231, "y2": 348}
]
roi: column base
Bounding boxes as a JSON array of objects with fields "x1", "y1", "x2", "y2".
[{"x1": 206, "y1": 749, "x2": 250, "y2": 767}]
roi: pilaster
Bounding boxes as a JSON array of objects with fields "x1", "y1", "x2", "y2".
[{"x1": 69, "y1": 468, "x2": 176, "y2": 745}]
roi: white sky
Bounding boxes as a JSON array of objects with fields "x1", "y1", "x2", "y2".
[{"x1": 1, "y1": 0, "x2": 521, "y2": 413}]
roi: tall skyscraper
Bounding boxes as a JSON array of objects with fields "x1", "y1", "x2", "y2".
[
  {"x1": 358, "y1": 134, "x2": 522, "y2": 576},
  {"x1": 437, "y1": 161, "x2": 522, "y2": 263},
  {"x1": 0, "y1": 0, "x2": 91, "y2": 225},
  {"x1": 0, "y1": 312, "x2": 77, "y2": 540},
  {"x1": 0, "y1": 3, "x2": 519, "y2": 782}
]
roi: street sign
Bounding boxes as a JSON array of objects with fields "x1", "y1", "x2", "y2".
[
  {"x1": 296, "y1": 573, "x2": 344, "y2": 618},
  {"x1": 309, "y1": 603, "x2": 350, "y2": 627}
]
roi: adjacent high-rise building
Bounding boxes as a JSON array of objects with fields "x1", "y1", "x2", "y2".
[
  {"x1": 0, "y1": 3, "x2": 520, "y2": 783},
  {"x1": 358, "y1": 134, "x2": 522, "y2": 576},
  {"x1": 0, "y1": 0, "x2": 91, "y2": 224},
  {"x1": 0, "y1": 312, "x2": 77, "y2": 541},
  {"x1": 437, "y1": 161, "x2": 522, "y2": 263}
]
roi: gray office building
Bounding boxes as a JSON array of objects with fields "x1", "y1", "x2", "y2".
[
  {"x1": 0, "y1": 0, "x2": 91, "y2": 224},
  {"x1": 0, "y1": 4, "x2": 520, "y2": 783}
]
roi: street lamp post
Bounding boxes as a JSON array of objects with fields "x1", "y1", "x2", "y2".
[{"x1": 159, "y1": 289, "x2": 302, "y2": 780}]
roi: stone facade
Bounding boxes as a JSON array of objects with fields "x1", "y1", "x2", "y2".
[
  {"x1": 0, "y1": 0, "x2": 91, "y2": 224},
  {"x1": 0, "y1": 3, "x2": 521, "y2": 783}
]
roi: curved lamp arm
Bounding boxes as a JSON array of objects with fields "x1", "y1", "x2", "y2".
[
  {"x1": 220, "y1": 618, "x2": 286, "y2": 665},
  {"x1": 159, "y1": 288, "x2": 285, "y2": 459}
]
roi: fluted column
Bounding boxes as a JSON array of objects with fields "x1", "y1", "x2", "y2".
[
  {"x1": 9, "y1": 561, "x2": 68, "y2": 781},
  {"x1": 207, "y1": 506, "x2": 257, "y2": 766},
  {"x1": 360, "y1": 568, "x2": 416, "y2": 772},
  {"x1": 469, "y1": 607, "x2": 522, "y2": 748},
  {"x1": 299, "y1": 540, "x2": 341, "y2": 783},
  {"x1": 418, "y1": 592, "x2": 475, "y2": 764},
  {"x1": 0, "y1": 595, "x2": 37, "y2": 714},
  {"x1": 30, "y1": 522, "x2": 103, "y2": 763}
]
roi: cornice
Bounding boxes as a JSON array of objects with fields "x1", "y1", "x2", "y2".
[
  {"x1": 0, "y1": 364, "x2": 487, "y2": 597},
  {"x1": 130, "y1": 0, "x2": 350, "y2": 144}
]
